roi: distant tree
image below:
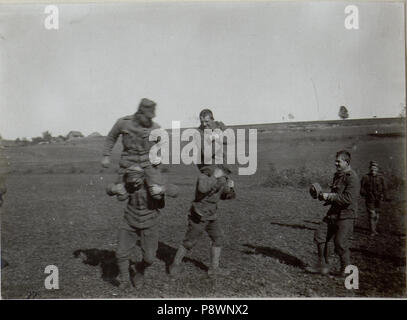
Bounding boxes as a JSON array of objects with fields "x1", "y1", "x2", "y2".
[
  {"x1": 58, "y1": 135, "x2": 67, "y2": 141},
  {"x1": 15, "y1": 138, "x2": 21, "y2": 144},
  {"x1": 21, "y1": 137, "x2": 29, "y2": 146},
  {"x1": 32, "y1": 136, "x2": 44, "y2": 144},
  {"x1": 42, "y1": 131, "x2": 53, "y2": 143},
  {"x1": 338, "y1": 106, "x2": 349, "y2": 120},
  {"x1": 288, "y1": 113, "x2": 295, "y2": 120}
]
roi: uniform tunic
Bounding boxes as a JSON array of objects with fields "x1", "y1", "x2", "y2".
[
  {"x1": 103, "y1": 114, "x2": 162, "y2": 168},
  {"x1": 183, "y1": 173, "x2": 229, "y2": 249},
  {"x1": 314, "y1": 168, "x2": 360, "y2": 263},
  {"x1": 103, "y1": 114, "x2": 165, "y2": 186},
  {"x1": 116, "y1": 183, "x2": 164, "y2": 265},
  {"x1": 360, "y1": 173, "x2": 387, "y2": 210}
]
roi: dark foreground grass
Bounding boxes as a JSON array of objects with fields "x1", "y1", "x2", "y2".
[{"x1": 1, "y1": 172, "x2": 405, "y2": 298}]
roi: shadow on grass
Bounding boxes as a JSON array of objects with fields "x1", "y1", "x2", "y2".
[
  {"x1": 303, "y1": 220, "x2": 321, "y2": 225},
  {"x1": 156, "y1": 242, "x2": 209, "y2": 273},
  {"x1": 74, "y1": 243, "x2": 208, "y2": 283},
  {"x1": 270, "y1": 221, "x2": 316, "y2": 231},
  {"x1": 73, "y1": 248, "x2": 120, "y2": 286},
  {"x1": 242, "y1": 244, "x2": 307, "y2": 269}
]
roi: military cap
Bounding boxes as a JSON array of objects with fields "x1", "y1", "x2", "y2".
[
  {"x1": 138, "y1": 98, "x2": 156, "y2": 118},
  {"x1": 369, "y1": 160, "x2": 379, "y2": 168},
  {"x1": 309, "y1": 182, "x2": 322, "y2": 199}
]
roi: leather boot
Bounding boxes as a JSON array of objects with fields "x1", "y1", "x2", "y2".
[
  {"x1": 118, "y1": 259, "x2": 132, "y2": 290},
  {"x1": 306, "y1": 243, "x2": 329, "y2": 275},
  {"x1": 338, "y1": 251, "x2": 351, "y2": 276},
  {"x1": 169, "y1": 245, "x2": 187, "y2": 276},
  {"x1": 207, "y1": 246, "x2": 230, "y2": 276},
  {"x1": 133, "y1": 260, "x2": 149, "y2": 290}
]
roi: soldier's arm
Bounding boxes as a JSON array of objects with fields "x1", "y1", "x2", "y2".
[
  {"x1": 102, "y1": 119, "x2": 123, "y2": 156},
  {"x1": 327, "y1": 173, "x2": 359, "y2": 206},
  {"x1": 360, "y1": 176, "x2": 368, "y2": 197},
  {"x1": 381, "y1": 176, "x2": 388, "y2": 200}
]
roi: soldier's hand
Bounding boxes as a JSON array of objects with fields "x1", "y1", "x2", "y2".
[
  {"x1": 321, "y1": 193, "x2": 330, "y2": 201},
  {"x1": 101, "y1": 156, "x2": 111, "y2": 168},
  {"x1": 227, "y1": 179, "x2": 234, "y2": 188},
  {"x1": 213, "y1": 168, "x2": 225, "y2": 179}
]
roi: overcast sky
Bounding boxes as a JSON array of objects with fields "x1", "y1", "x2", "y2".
[{"x1": 0, "y1": 1, "x2": 405, "y2": 139}]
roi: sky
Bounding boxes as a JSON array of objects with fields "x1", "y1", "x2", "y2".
[{"x1": 0, "y1": 1, "x2": 405, "y2": 139}]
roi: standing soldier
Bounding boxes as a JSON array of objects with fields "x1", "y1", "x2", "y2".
[
  {"x1": 360, "y1": 161, "x2": 387, "y2": 237},
  {"x1": 169, "y1": 165, "x2": 235, "y2": 277},
  {"x1": 196, "y1": 108, "x2": 229, "y2": 170},
  {"x1": 308, "y1": 150, "x2": 360, "y2": 276},
  {"x1": 101, "y1": 98, "x2": 167, "y2": 200},
  {"x1": 114, "y1": 166, "x2": 178, "y2": 290}
]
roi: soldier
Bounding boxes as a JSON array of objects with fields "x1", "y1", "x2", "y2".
[
  {"x1": 101, "y1": 98, "x2": 167, "y2": 201},
  {"x1": 169, "y1": 165, "x2": 235, "y2": 277},
  {"x1": 360, "y1": 161, "x2": 387, "y2": 237},
  {"x1": 196, "y1": 108, "x2": 228, "y2": 170},
  {"x1": 114, "y1": 166, "x2": 178, "y2": 289},
  {"x1": 195, "y1": 108, "x2": 234, "y2": 191},
  {"x1": 308, "y1": 150, "x2": 360, "y2": 276}
]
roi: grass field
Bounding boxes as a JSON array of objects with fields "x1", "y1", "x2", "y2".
[{"x1": 1, "y1": 118, "x2": 406, "y2": 298}]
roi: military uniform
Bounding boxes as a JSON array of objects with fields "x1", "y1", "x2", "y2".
[
  {"x1": 195, "y1": 121, "x2": 228, "y2": 169},
  {"x1": 170, "y1": 165, "x2": 235, "y2": 276},
  {"x1": 103, "y1": 113, "x2": 165, "y2": 189},
  {"x1": 183, "y1": 169, "x2": 228, "y2": 249},
  {"x1": 314, "y1": 167, "x2": 360, "y2": 273},
  {"x1": 116, "y1": 180, "x2": 164, "y2": 288},
  {"x1": 360, "y1": 164, "x2": 387, "y2": 235}
]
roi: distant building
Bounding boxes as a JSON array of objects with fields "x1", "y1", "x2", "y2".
[
  {"x1": 87, "y1": 132, "x2": 102, "y2": 138},
  {"x1": 67, "y1": 131, "x2": 84, "y2": 140}
]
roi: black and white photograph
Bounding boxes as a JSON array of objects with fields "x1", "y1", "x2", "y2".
[{"x1": 0, "y1": 0, "x2": 406, "y2": 300}]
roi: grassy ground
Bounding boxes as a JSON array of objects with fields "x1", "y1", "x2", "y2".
[{"x1": 1, "y1": 119, "x2": 406, "y2": 298}]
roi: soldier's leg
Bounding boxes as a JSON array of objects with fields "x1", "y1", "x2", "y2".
[
  {"x1": 116, "y1": 223, "x2": 138, "y2": 289},
  {"x1": 366, "y1": 201, "x2": 377, "y2": 235},
  {"x1": 372, "y1": 200, "x2": 381, "y2": 235},
  {"x1": 206, "y1": 220, "x2": 230, "y2": 276},
  {"x1": 169, "y1": 214, "x2": 205, "y2": 276},
  {"x1": 308, "y1": 218, "x2": 331, "y2": 274},
  {"x1": 334, "y1": 219, "x2": 354, "y2": 274},
  {"x1": 368, "y1": 209, "x2": 378, "y2": 235},
  {"x1": 139, "y1": 224, "x2": 159, "y2": 268},
  {"x1": 131, "y1": 224, "x2": 159, "y2": 288}
]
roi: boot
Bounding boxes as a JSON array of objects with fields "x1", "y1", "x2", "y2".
[
  {"x1": 372, "y1": 214, "x2": 379, "y2": 236},
  {"x1": 118, "y1": 260, "x2": 132, "y2": 290},
  {"x1": 336, "y1": 251, "x2": 351, "y2": 277},
  {"x1": 305, "y1": 243, "x2": 329, "y2": 275},
  {"x1": 369, "y1": 211, "x2": 379, "y2": 236},
  {"x1": 132, "y1": 260, "x2": 148, "y2": 290},
  {"x1": 207, "y1": 246, "x2": 230, "y2": 276},
  {"x1": 169, "y1": 245, "x2": 187, "y2": 276}
]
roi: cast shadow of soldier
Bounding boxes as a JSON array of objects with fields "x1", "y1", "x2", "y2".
[
  {"x1": 73, "y1": 242, "x2": 207, "y2": 286},
  {"x1": 241, "y1": 244, "x2": 308, "y2": 270},
  {"x1": 266, "y1": 220, "x2": 405, "y2": 270}
]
